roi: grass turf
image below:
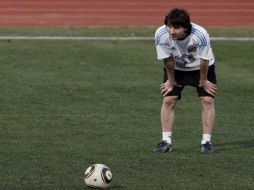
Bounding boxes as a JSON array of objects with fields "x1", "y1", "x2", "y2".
[{"x1": 0, "y1": 28, "x2": 254, "y2": 190}]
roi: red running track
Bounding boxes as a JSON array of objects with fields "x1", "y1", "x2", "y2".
[{"x1": 0, "y1": 0, "x2": 253, "y2": 27}]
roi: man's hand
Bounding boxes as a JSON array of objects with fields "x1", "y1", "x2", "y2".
[
  {"x1": 160, "y1": 80, "x2": 182, "y2": 97},
  {"x1": 199, "y1": 80, "x2": 217, "y2": 96}
]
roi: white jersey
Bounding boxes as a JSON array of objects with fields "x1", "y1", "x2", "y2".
[{"x1": 155, "y1": 23, "x2": 215, "y2": 71}]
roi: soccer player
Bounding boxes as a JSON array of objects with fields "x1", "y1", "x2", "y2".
[{"x1": 153, "y1": 8, "x2": 217, "y2": 154}]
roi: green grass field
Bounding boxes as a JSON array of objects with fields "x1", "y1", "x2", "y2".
[{"x1": 0, "y1": 27, "x2": 254, "y2": 190}]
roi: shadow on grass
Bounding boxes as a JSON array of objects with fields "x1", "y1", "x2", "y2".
[
  {"x1": 110, "y1": 185, "x2": 126, "y2": 189},
  {"x1": 214, "y1": 139, "x2": 254, "y2": 152},
  {"x1": 146, "y1": 139, "x2": 254, "y2": 155},
  {"x1": 84, "y1": 185, "x2": 126, "y2": 189}
]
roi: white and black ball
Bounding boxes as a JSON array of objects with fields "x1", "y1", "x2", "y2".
[{"x1": 84, "y1": 164, "x2": 112, "y2": 189}]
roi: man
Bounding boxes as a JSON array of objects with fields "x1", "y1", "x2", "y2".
[{"x1": 154, "y1": 8, "x2": 217, "y2": 154}]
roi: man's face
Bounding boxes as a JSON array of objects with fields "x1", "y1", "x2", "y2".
[{"x1": 167, "y1": 25, "x2": 187, "y2": 40}]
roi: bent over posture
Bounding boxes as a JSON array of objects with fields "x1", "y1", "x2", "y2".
[{"x1": 154, "y1": 8, "x2": 217, "y2": 154}]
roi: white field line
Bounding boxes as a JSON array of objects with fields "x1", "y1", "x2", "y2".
[{"x1": 0, "y1": 36, "x2": 254, "y2": 41}]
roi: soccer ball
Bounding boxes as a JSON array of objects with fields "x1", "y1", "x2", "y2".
[{"x1": 84, "y1": 164, "x2": 112, "y2": 189}]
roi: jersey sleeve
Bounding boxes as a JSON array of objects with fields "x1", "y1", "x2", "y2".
[
  {"x1": 155, "y1": 44, "x2": 171, "y2": 60},
  {"x1": 155, "y1": 26, "x2": 171, "y2": 60},
  {"x1": 196, "y1": 31, "x2": 214, "y2": 60}
]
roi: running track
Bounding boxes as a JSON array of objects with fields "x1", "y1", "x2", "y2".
[{"x1": 0, "y1": 0, "x2": 253, "y2": 27}]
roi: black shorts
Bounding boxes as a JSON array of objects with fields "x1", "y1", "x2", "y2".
[{"x1": 163, "y1": 64, "x2": 217, "y2": 99}]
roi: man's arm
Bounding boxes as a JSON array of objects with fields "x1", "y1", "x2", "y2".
[
  {"x1": 199, "y1": 59, "x2": 217, "y2": 96},
  {"x1": 164, "y1": 56, "x2": 176, "y2": 83},
  {"x1": 161, "y1": 57, "x2": 181, "y2": 96}
]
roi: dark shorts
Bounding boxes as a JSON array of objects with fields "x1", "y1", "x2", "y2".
[{"x1": 163, "y1": 64, "x2": 217, "y2": 99}]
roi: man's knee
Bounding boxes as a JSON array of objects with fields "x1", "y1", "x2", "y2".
[
  {"x1": 200, "y1": 96, "x2": 214, "y2": 109},
  {"x1": 163, "y1": 96, "x2": 178, "y2": 108}
]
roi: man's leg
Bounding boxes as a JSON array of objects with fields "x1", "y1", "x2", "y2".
[
  {"x1": 200, "y1": 96, "x2": 215, "y2": 153},
  {"x1": 161, "y1": 96, "x2": 178, "y2": 136},
  {"x1": 154, "y1": 96, "x2": 178, "y2": 153}
]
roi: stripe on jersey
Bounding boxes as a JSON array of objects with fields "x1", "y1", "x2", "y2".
[
  {"x1": 191, "y1": 28, "x2": 207, "y2": 46},
  {"x1": 155, "y1": 27, "x2": 168, "y2": 45}
]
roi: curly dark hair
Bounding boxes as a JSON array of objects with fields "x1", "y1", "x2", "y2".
[{"x1": 164, "y1": 8, "x2": 192, "y2": 35}]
